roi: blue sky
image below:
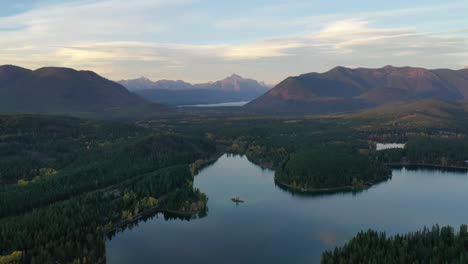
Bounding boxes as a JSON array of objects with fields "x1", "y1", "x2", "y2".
[{"x1": 0, "y1": 0, "x2": 467, "y2": 83}]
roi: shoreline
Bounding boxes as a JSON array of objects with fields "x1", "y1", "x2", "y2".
[
  {"x1": 389, "y1": 162, "x2": 468, "y2": 172},
  {"x1": 191, "y1": 148, "x2": 226, "y2": 176},
  {"x1": 106, "y1": 206, "x2": 201, "y2": 235},
  {"x1": 274, "y1": 178, "x2": 355, "y2": 193},
  {"x1": 274, "y1": 162, "x2": 468, "y2": 194},
  {"x1": 245, "y1": 155, "x2": 274, "y2": 170},
  {"x1": 273, "y1": 177, "x2": 391, "y2": 194}
]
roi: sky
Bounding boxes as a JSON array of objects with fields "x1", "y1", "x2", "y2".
[{"x1": 0, "y1": 0, "x2": 467, "y2": 84}]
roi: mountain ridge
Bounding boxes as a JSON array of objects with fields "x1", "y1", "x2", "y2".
[
  {"x1": 118, "y1": 74, "x2": 269, "y2": 91},
  {"x1": 0, "y1": 65, "x2": 160, "y2": 115},
  {"x1": 247, "y1": 66, "x2": 468, "y2": 113},
  {"x1": 119, "y1": 74, "x2": 270, "y2": 105}
]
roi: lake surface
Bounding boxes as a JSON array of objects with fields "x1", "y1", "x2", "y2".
[
  {"x1": 107, "y1": 154, "x2": 468, "y2": 264},
  {"x1": 178, "y1": 101, "x2": 249, "y2": 107},
  {"x1": 376, "y1": 143, "x2": 406, "y2": 150}
]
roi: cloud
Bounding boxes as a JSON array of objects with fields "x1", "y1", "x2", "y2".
[
  {"x1": 0, "y1": 1, "x2": 177, "y2": 45},
  {"x1": 315, "y1": 19, "x2": 414, "y2": 42},
  {"x1": 0, "y1": 0, "x2": 467, "y2": 83},
  {"x1": 311, "y1": 19, "x2": 466, "y2": 56},
  {"x1": 222, "y1": 39, "x2": 306, "y2": 60}
]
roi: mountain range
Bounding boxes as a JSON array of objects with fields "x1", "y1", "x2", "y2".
[
  {"x1": 0, "y1": 65, "x2": 157, "y2": 115},
  {"x1": 2, "y1": 64, "x2": 468, "y2": 117},
  {"x1": 247, "y1": 65, "x2": 468, "y2": 113},
  {"x1": 118, "y1": 74, "x2": 270, "y2": 105}
]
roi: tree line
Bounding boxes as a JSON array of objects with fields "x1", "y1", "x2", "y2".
[
  {"x1": 0, "y1": 114, "x2": 216, "y2": 263},
  {"x1": 322, "y1": 225, "x2": 468, "y2": 264}
]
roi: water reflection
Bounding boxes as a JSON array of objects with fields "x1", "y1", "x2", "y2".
[{"x1": 107, "y1": 154, "x2": 468, "y2": 264}]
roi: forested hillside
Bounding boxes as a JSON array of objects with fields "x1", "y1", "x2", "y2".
[
  {"x1": 322, "y1": 225, "x2": 468, "y2": 263},
  {"x1": 0, "y1": 114, "x2": 216, "y2": 263}
]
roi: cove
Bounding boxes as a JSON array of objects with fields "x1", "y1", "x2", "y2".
[{"x1": 106, "y1": 154, "x2": 468, "y2": 264}]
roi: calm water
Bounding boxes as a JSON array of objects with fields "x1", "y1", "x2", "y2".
[
  {"x1": 178, "y1": 101, "x2": 249, "y2": 107},
  {"x1": 376, "y1": 143, "x2": 406, "y2": 150},
  {"x1": 107, "y1": 154, "x2": 468, "y2": 264}
]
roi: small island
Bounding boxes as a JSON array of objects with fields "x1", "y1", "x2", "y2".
[{"x1": 275, "y1": 145, "x2": 391, "y2": 193}]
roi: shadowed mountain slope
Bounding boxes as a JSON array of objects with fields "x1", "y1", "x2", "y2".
[
  {"x1": 0, "y1": 65, "x2": 160, "y2": 115},
  {"x1": 247, "y1": 66, "x2": 468, "y2": 113}
]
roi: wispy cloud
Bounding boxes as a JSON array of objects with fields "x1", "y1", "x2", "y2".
[
  {"x1": 0, "y1": 0, "x2": 467, "y2": 83},
  {"x1": 311, "y1": 19, "x2": 466, "y2": 55}
]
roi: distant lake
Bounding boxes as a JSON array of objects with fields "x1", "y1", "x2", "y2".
[
  {"x1": 178, "y1": 101, "x2": 249, "y2": 107},
  {"x1": 376, "y1": 143, "x2": 406, "y2": 150},
  {"x1": 107, "y1": 154, "x2": 468, "y2": 264}
]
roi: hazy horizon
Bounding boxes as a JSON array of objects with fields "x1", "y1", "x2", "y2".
[{"x1": 5, "y1": 63, "x2": 468, "y2": 86}]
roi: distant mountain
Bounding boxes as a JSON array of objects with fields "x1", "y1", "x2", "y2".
[
  {"x1": 247, "y1": 66, "x2": 468, "y2": 113},
  {"x1": 119, "y1": 77, "x2": 194, "y2": 91},
  {"x1": 208, "y1": 74, "x2": 270, "y2": 94},
  {"x1": 0, "y1": 65, "x2": 158, "y2": 114},
  {"x1": 118, "y1": 74, "x2": 270, "y2": 105}
]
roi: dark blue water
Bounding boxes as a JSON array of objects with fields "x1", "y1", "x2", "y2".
[{"x1": 107, "y1": 154, "x2": 468, "y2": 263}]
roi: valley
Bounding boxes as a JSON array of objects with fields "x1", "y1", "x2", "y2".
[
  {"x1": 1, "y1": 65, "x2": 468, "y2": 263},
  {"x1": 2, "y1": 1, "x2": 467, "y2": 262},
  {"x1": 119, "y1": 74, "x2": 270, "y2": 106}
]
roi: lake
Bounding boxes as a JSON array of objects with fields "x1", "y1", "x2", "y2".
[
  {"x1": 376, "y1": 143, "x2": 406, "y2": 150},
  {"x1": 106, "y1": 154, "x2": 468, "y2": 264},
  {"x1": 178, "y1": 101, "x2": 249, "y2": 107}
]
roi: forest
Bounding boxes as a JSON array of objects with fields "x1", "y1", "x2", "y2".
[
  {"x1": 2, "y1": 107, "x2": 468, "y2": 262},
  {"x1": 322, "y1": 225, "x2": 468, "y2": 264},
  {"x1": 0, "y1": 114, "x2": 146, "y2": 185},
  {"x1": 376, "y1": 137, "x2": 468, "y2": 169},
  {"x1": 275, "y1": 145, "x2": 391, "y2": 191},
  {"x1": 0, "y1": 114, "x2": 215, "y2": 263},
  {"x1": 156, "y1": 116, "x2": 394, "y2": 191}
]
